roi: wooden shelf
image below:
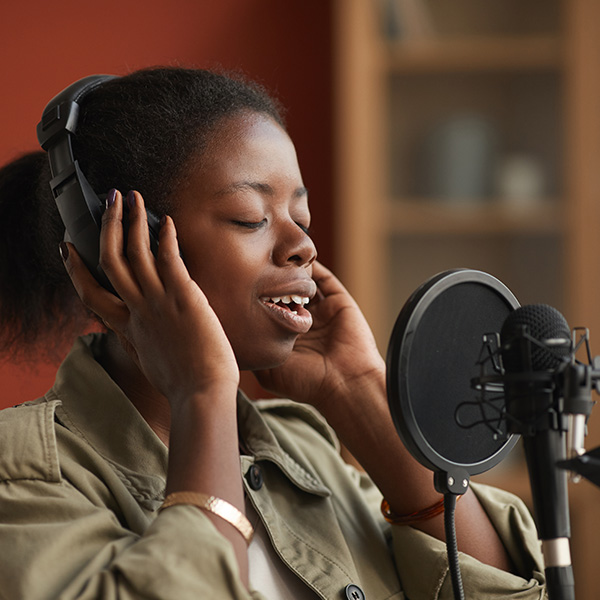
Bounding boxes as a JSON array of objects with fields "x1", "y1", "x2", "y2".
[
  {"x1": 384, "y1": 35, "x2": 562, "y2": 73},
  {"x1": 384, "y1": 198, "x2": 562, "y2": 235},
  {"x1": 335, "y1": 2, "x2": 600, "y2": 596}
]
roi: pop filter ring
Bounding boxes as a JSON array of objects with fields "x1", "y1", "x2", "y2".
[{"x1": 386, "y1": 268, "x2": 521, "y2": 482}]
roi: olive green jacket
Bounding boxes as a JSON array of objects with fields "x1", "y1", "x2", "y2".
[{"x1": 0, "y1": 335, "x2": 545, "y2": 599}]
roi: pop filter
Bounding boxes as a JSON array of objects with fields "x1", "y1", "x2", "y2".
[{"x1": 386, "y1": 269, "x2": 520, "y2": 489}]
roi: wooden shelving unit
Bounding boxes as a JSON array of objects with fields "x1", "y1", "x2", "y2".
[
  {"x1": 385, "y1": 200, "x2": 562, "y2": 235},
  {"x1": 385, "y1": 35, "x2": 561, "y2": 72},
  {"x1": 334, "y1": 1, "x2": 600, "y2": 598}
]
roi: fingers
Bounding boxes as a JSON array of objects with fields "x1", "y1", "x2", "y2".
[
  {"x1": 62, "y1": 182, "x2": 200, "y2": 317},
  {"x1": 311, "y1": 261, "x2": 351, "y2": 299},
  {"x1": 63, "y1": 187, "x2": 193, "y2": 314},
  {"x1": 98, "y1": 189, "x2": 140, "y2": 302},
  {"x1": 100, "y1": 190, "x2": 167, "y2": 301},
  {"x1": 155, "y1": 215, "x2": 194, "y2": 293},
  {"x1": 123, "y1": 190, "x2": 164, "y2": 297}
]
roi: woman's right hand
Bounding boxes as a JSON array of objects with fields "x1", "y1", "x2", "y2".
[
  {"x1": 61, "y1": 189, "x2": 240, "y2": 406},
  {"x1": 61, "y1": 190, "x2": 249, "y2": 582}
]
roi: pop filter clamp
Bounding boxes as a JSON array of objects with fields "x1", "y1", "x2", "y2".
[
  {"x1": 559, "y1": 331, "x2": 600, "y2": 488},
  {"x1": 468, "y1": 325, "x2": 597, "y2": 438},
  {"x1": 471, "y1": 326, "x2": 600, "y2": 479},
  {"x1": 470, "y1": 324, "x2": 599, "y2": 482},
  {"x1": 386, "y1": 269, "x2": 521, "y2": 600}
]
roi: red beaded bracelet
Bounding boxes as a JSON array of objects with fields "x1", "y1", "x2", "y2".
[{"x1": 381, "y1": 495, "x2": 461, "y2": 526}]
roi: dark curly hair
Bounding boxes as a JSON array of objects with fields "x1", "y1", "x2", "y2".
[{"x1": 0, "y1": 67, "x2": 285, "y2": 361}]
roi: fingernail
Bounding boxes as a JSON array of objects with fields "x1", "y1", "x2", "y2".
[
  {"x1": 127, "y1": 190, "x2": 136, "y2": 209},
  {"x1": 159, "y1": 215, "x2": 167, "y2": 227},
  {"x1": 59, "y1": 241, "x2": 69, "y2": 261},
  {"x1": 106, "y1": 188, "x2": 117, "y2": 209}
]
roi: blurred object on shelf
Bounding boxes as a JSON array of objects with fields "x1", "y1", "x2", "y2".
[
  {"x1": 422, "y1": 113, "x2": 497, "y2": 203},
  {"x1": 381, "y1": 0, "x2": 435, "y2": 40},
  {"x1": 494, "y1": 153, "x2": 546, "y2": 210}
]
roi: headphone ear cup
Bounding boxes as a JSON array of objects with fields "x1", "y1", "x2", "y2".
[{"x1": 145, "y1": 209, "x2": 161, "y2": 256}]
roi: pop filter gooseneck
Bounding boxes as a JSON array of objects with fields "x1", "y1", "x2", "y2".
[{"x1": 386, "y1": 269, "x2": 520, "y2": 599}]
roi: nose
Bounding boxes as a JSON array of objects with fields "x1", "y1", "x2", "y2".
[{"x1": 274, "y1": 221, "x2": 317, "y2": 268}]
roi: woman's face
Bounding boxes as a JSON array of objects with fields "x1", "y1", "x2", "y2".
[{"x1": 172, "y1": 111, "x2": 317, "y2": 371}]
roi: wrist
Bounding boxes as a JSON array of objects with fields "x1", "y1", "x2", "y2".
[
  {"x1": 168, "y1": 382, "x2": 239, "y2": 416},
  {"x1": 166, "y1": 385, "x2": 243, "y2": 502},
  {"x1": 317, "y1": 361, "x2": 386, "y2": 423}
]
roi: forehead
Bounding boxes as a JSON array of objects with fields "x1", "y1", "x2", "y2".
[
  {"x1": 209, "y1": 111, "x2": 295, "y2": 163},
  {"x1": 184, "y1": 111, "x2": 304, "y2": 197}
]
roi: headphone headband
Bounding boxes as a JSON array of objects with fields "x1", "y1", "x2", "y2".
[
  {"x1": 36, "y1": 74, "x2": 159, "y2": 294},
  {"x1": 36, "y1": 75, "x2": 117, "y2": 152},
  {"x1": 36, "y1": 75, "x2": 126, "y2": 292}
]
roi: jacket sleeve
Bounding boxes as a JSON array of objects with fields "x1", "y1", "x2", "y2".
[
  {"x1": 388, "y1": 482, "x2": 547, "y2": 599},
  {"x1": 0, "y1": 402, "x2": 264, "y2": 600}
]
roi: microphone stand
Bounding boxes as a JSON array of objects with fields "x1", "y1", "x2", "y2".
[
  {"x1": 502, "y1": 328, "x2": 576, "y2": 600},
  {"x1": 434, "y1": 469, "x2": 470, "y2": 600}
]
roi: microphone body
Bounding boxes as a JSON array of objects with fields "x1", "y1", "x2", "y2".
[
  {"x1": 501, "y1": 305, "x2": 575, "y2": 600},
  {"x1": 522, "y1": 432, "x2": 574, "y2": 596}
]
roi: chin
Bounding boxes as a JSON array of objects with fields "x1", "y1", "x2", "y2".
[{"x1": 236, "y1": 338, "x2": 296, "y2": 372}]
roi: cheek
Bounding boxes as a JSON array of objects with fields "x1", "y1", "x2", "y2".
[
  {"x1": 185, "y1": 248, "x2": 259, "y2": 311},
  {"x1": 177, "y1": 224, "x2": 270, "y2": 315}
]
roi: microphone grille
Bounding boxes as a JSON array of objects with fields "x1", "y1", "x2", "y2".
[{"x1": 501, "y1": 304, "x2": 571, "y2": 372}]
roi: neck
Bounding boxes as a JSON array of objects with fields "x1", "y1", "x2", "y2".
[{"x1": 97, "y1": 332, "x2": 172, "y2": 446}]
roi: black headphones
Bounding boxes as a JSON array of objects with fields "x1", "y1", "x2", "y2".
[{"x1": 36, "y1": 75, "x2": 160, "y2": 294}]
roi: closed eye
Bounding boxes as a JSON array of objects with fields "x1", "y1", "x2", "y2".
[
  {"x1": 233, "y1": 219, "x2": 266, "y2": 229},
  {"x1": 297, "y1": 222, "x2": 311, "y2": 236}
]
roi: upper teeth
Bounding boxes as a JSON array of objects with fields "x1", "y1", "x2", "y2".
[{"x1": 266, "y1": 295, "x2": 309, "y2": 305}]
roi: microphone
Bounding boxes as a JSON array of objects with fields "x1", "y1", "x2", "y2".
[
  {"x1": 500, "y1": 304, "x2": 575, "y2": 600},
  {"x1": 387, "y1": 270, "x2": 598, "y2": 600}
]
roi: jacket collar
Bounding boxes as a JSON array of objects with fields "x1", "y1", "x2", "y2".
[{"x1": 49, "y1": 334, "x2": 330, "y2": 505}]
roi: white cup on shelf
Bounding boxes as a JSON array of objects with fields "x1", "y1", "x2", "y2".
[{"x1": 494, "y1": 154, "x2": 545, "y2": 210}]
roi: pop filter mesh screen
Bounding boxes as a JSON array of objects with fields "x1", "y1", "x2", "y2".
[{"x1": 407, "y1": 281, "x2": 512, "y2": 465}]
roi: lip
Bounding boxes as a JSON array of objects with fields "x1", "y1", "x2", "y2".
[
  {"x1": 258, "y1": 278, "x2": 317, "y2": 335},
  {"x1": 260, "y1": 299, "x2": 313, "y2": 334},
  {"x1": 261, "y1": 278, "x2": 317, "y2": 301}
]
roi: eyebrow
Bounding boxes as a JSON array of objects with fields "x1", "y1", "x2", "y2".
[{"x1": 216, "y1": 181, "x2": 308, "y2": 199}]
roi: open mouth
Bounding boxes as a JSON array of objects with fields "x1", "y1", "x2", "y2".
[
  {"x1": 261, "y1": 294, "x2": 310, "y2": 315},
  {"x1": 260, "y1": 294, "x2": 313, "y2": 334}
]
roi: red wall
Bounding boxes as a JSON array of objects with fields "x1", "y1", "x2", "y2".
[{"x1": 0, "y1": 0, "x2": 334, "y2": 407}]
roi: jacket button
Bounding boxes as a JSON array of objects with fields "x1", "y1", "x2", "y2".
[
  {"x1": 246, "y1": 464, "x2": 263, "y2": 490},
  {"x1": 344, "y1": 584, "x2": 365, "y2": 600}
]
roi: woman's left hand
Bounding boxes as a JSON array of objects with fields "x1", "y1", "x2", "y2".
[
  {"x1": 255, "y1": 262, "x2": 385, "y2": 414},
  {"x1": 258, "y1": 264, "x2": 515, "y2": 574}
]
